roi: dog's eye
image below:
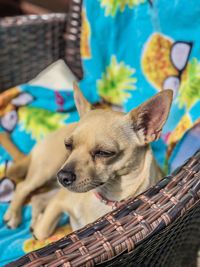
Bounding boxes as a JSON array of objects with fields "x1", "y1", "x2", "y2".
[
  {"x1": 94, "y1": 150, "x2": 115, "y2": 158},
  {"x1": 65, "y1": 142, "x2": 73, "y2": 150}
]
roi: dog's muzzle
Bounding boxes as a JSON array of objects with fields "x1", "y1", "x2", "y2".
[{"x1": 57, "y1": 169, "x2": 76, "y2": 187}]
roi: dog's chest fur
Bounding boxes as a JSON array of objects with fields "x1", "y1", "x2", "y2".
[{"x1": 69, "y1": 193, "x2": 113, "y2": 230}]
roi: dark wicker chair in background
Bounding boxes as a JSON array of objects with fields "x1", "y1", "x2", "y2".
[
  {"x1": 1, "y1": 0, "x2": 200, "y2": 266},
  {"x1": 0, "y1": 0, "x2": 83, "y2": 92}
]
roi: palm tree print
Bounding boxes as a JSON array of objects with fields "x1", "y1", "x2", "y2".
[
  {"x1": 97, "y1": 56, "x2": 137, "y2": 105},
  {"x1": 18, "y1": 106, "x2": 68, "y2": 141}
]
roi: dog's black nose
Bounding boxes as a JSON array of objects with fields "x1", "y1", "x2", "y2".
[{"x1": 57, "y1": 169, "x2": 76, "y2": 186}]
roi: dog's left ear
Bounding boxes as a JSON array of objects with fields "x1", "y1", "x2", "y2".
[
  {"x1": 126, "y1": 89, "x2": 173, "y2": 145},
  {"x1": 73, "y1": 82, "x2": 92, "y2": 118}
]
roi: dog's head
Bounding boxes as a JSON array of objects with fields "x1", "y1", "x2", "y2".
[{"x1": 57, "y1": 83, "x2": 173, "y2": 193}]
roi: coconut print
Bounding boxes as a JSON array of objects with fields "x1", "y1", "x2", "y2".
[
  {"x1": 81, "y1": 8, "x2": 91, "y2": 59},
  {"x1": 99, "y1": 0, "x2": 146, "y2": 17},
  {"x1": 18, "y1": 106, "x2": 68, "y2": 141},
  {"x1": 97, "y1": 56, "x2": 137, "y2": 106},
  {"x1": 177, "y1": 58, "x2": 200, "y2": 109}
]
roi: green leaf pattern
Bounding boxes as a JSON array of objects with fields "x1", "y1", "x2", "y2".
[
  {"x1": 99, "y1": 0, "x2": 146, "y2": 17},
  {"x1": 178, "y1": 58, "x2": 200, "y2": 109},
  {"x1": 97, "y1": 56, "x2": 137, "y2": 105},
  {"x1": 18, "y1": 106, "x2": 68, "y2": 141}
]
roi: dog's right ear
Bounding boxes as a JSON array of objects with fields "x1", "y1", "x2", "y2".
[
  {"x1": 126, "y1": 89, "x2": 173, "y2": 145},
  {"x1": 73, "y1": 82, "x2": 92, "y2": 118}
]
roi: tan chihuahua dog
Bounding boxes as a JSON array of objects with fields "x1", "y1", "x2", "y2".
[{"x1": 4, "y1": 84, "x2": 173, "y2": 240}]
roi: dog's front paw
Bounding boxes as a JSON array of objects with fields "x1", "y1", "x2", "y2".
[
  {"x1": 30, "y1": 195, "x2": 47, "y2": 230},
  {"x1": 4, "y1": 208, "x2": 21, "y2": 229},
  {"x1": 32, "y1": 225, "x2": 49, "y2": 241},
  {"x1": 32, "y1": 215, "x2": 54, "y2": 241}
]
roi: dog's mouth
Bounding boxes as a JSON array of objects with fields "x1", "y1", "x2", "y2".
[{"x1": 63, "y1": 180, "x2": 105, "y2": 193}]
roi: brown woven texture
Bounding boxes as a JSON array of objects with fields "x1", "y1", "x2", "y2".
[
  {"x1": 5, "y1": 149, "x2": 200, "y2": 267},
  {"x1": 0, "y1": 0, "x2": 83, "y2": 92}
]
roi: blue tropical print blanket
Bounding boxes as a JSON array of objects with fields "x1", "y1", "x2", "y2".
[{"x1": 0, "y1": 0, "x2": 200, "y2": 265}]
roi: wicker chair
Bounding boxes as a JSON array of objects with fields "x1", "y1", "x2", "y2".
[
  {"x1": 0, "y1": 0, "x2": 83, "y2": 92},
  {"x1": 1, "y1": 1, "x2": 200, "y2": 266}
]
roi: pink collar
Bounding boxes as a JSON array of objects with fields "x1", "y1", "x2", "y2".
[{"x1": 94, "y1": 191, "x2": 123, "y2": 209}]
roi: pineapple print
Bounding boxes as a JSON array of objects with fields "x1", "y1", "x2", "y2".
[
  {"x1": 18, "y1": 106, "x2": 68, "y2": 141},
  {"x1": 81, "y1": 8, "x2": 91, "y2": 59},
  {"x1": 100, "y1": 0, "x2": 146, "y2": 17},
  {"x1": 142, "y1": 33, "x2": 178, "y2": 90},
  {"x1": 178, "y1": 58, "x2": 200, "y2": 109},
  {"x1": 97, "y1": 56, "x2": 137, "y2": 106}
]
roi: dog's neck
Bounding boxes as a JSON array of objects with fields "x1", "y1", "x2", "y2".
[{"x1": 95, "y1": 147, "x2": 161, "y2": 203}]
